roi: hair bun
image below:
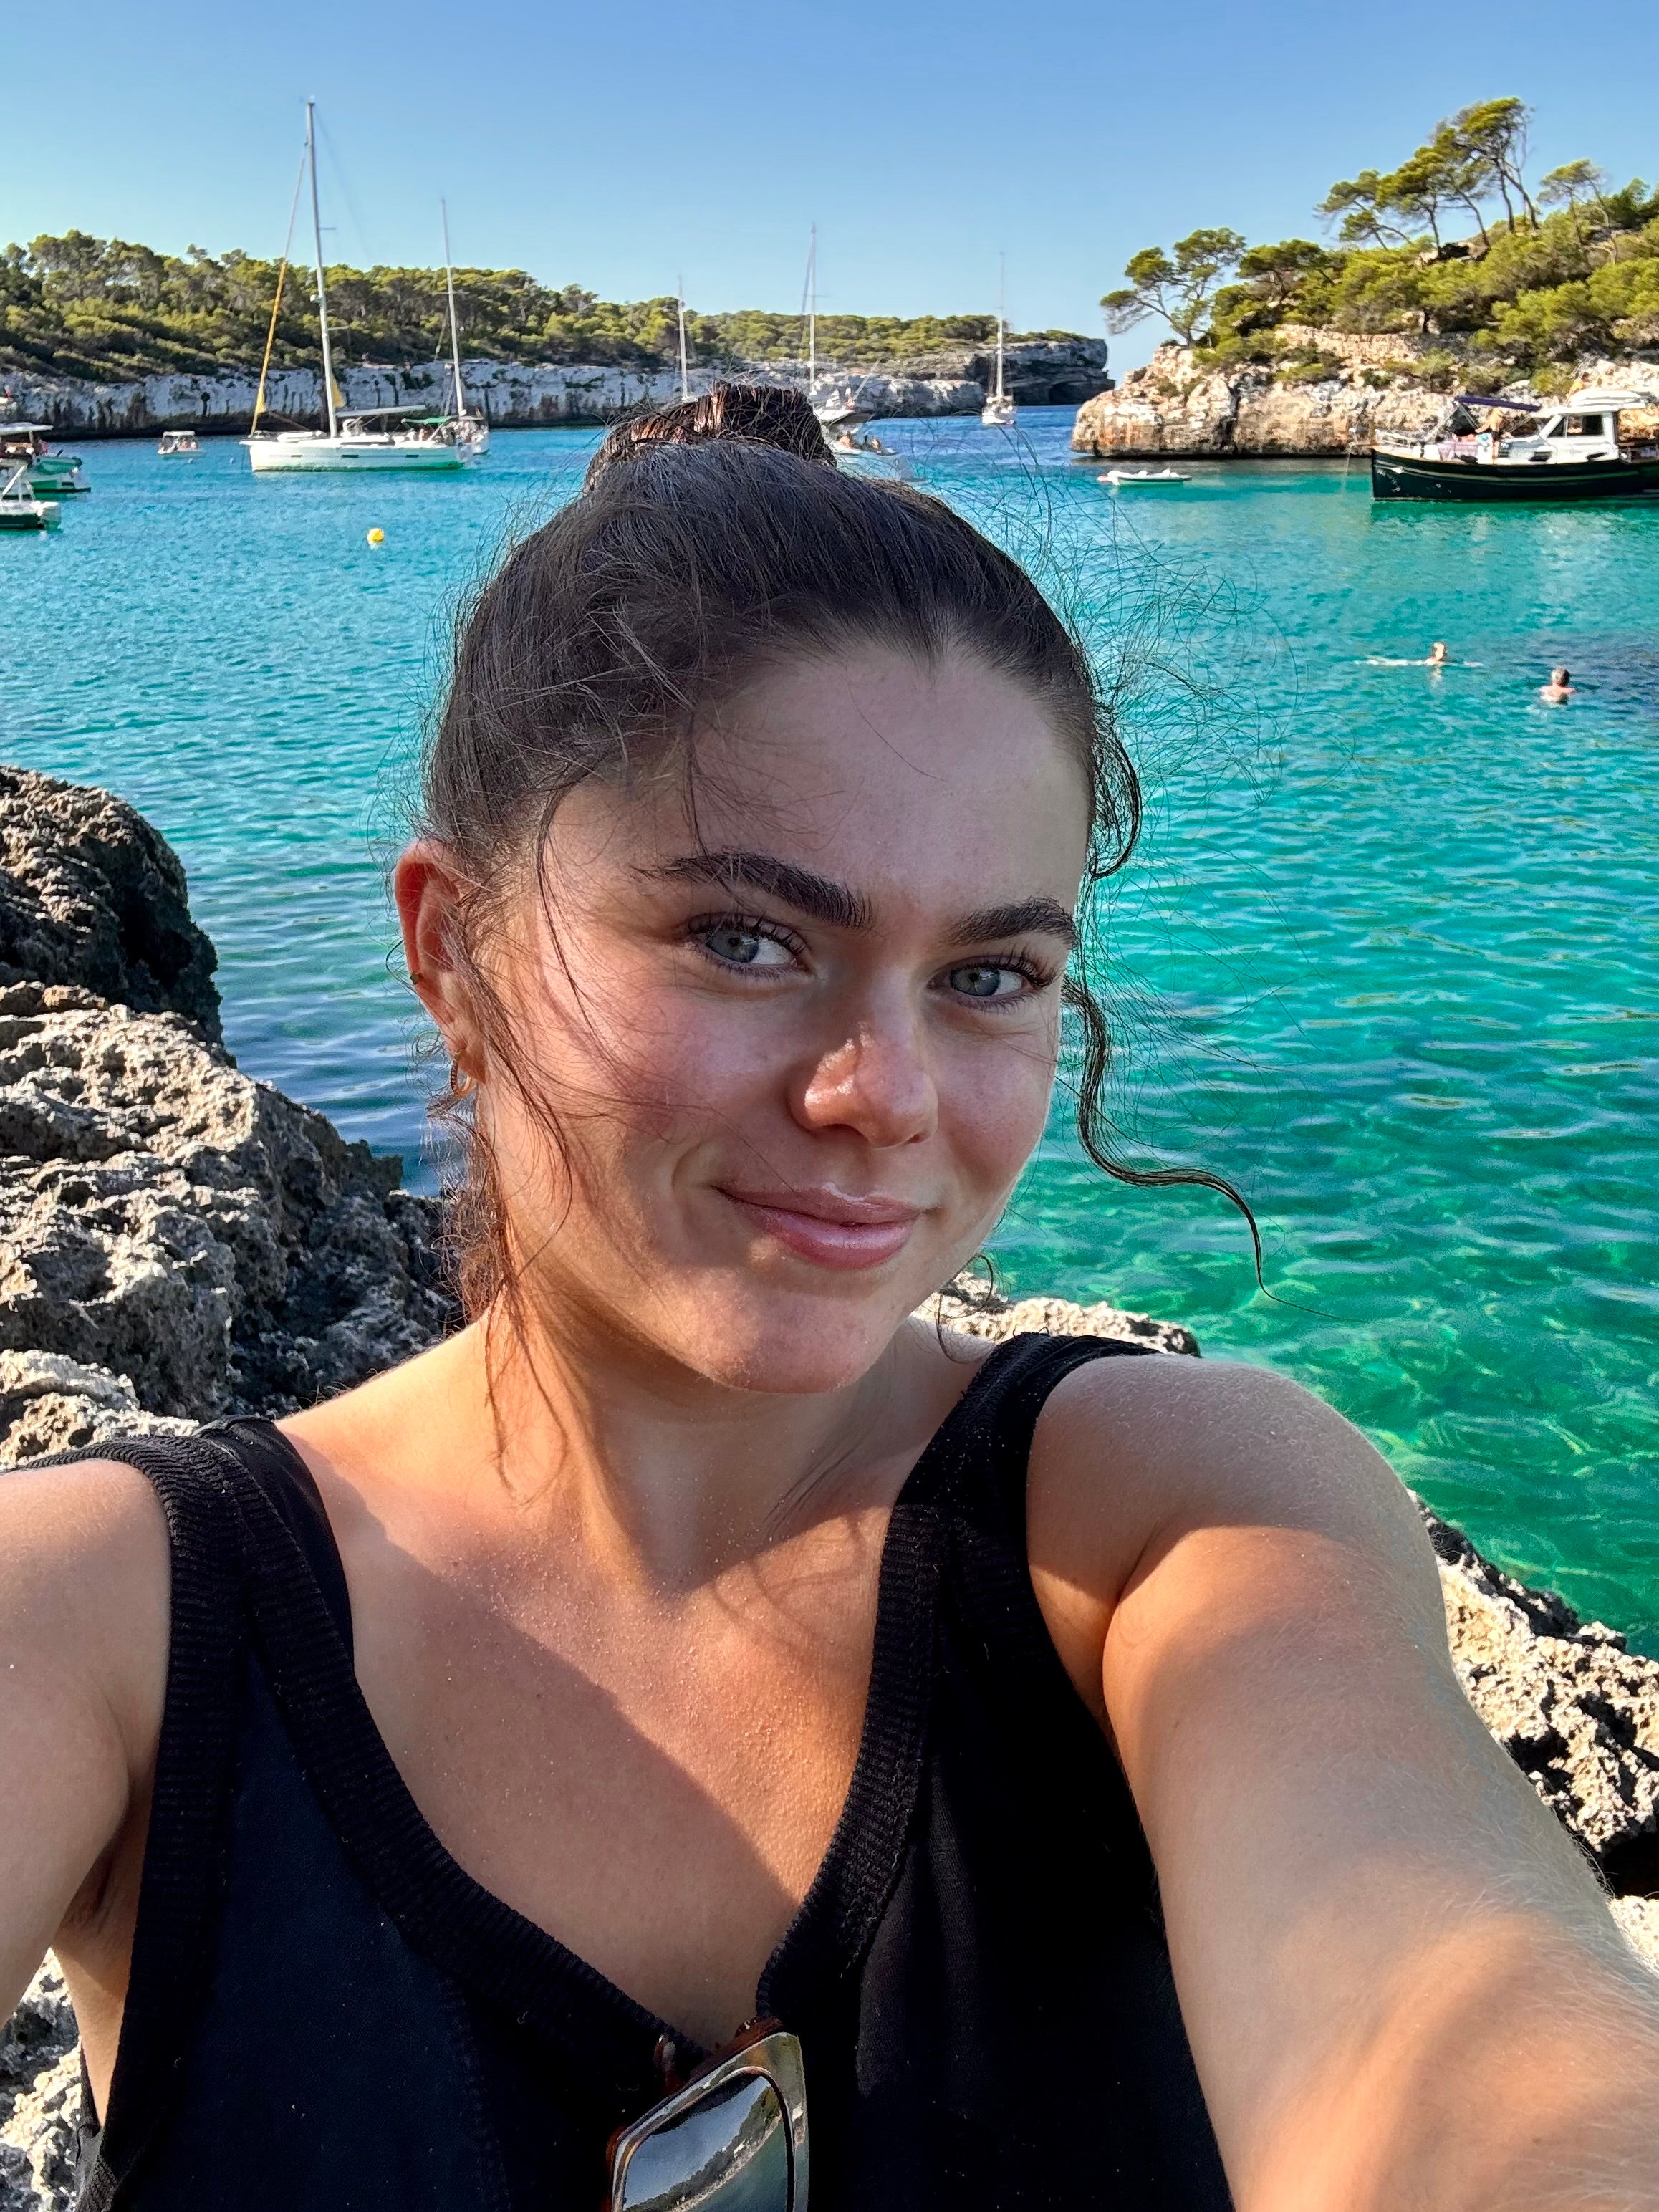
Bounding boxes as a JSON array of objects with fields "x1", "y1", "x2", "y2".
[{"x1": 586, "y1": 382, "x2": 833, "y2": 484}]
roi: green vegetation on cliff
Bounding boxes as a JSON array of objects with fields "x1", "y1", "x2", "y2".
[
  {"x1": 1103, "y1": 99, "x2": 1659, "y2": 378},
  {"x1": 0, "y1": 239, "x2": 1064, "y2": 384}
]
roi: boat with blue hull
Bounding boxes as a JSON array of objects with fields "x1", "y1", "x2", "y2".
[{"x1": 1372, "y1": 389, "x2": 1659, "y2": 503}]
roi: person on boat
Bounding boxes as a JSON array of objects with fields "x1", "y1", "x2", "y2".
[
  {"x1": 6, "y1": 385, "x2": 1659, "y2": 2212},
  {"x1": 1541, "y1": 665, "x2": 1575, "y2": 701}
]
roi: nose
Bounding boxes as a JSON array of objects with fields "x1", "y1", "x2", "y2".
[{"x1": 794, "y1": 1011, "x2": 938, "y2": 1149}]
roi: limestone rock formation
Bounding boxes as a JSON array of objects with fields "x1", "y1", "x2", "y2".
[
  {"x1": 1428, "y1": 1509, "x2": 1659, "y2": 1897},
  {"x1": 923, "y1": 1273, "x2": 1199, "y2": 1357},
  {"x1": 0, "y1": 980, "x2": 456, "y2": 1449},
  {"x1": 0, "y1": 1964, "x2": 77, "y2": 2212},
  {"x1": 1071, "y1": 337, "x2": 1659, "y2": 459},
  {"x1": 0, "y1": 769, "x2": 219, "y2": 1037},
  {"x1": 1072, "y1": 342, "x2": 1446, "y2": 458},
  {"x1": 9, "y1": 339, "x2": 1107, "y2": 437}
]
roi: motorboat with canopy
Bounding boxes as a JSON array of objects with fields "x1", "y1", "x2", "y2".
[
  {"x1": 1372, "y1": 389, "x2": 1659, "y2": 501},
  {"x1": 0, "y1": 423, "x2": 87, "y2": 495}
]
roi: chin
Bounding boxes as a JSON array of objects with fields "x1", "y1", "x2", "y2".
[{"x1": 670, "y1": 1279, "x2": 920, "y2": 1397}]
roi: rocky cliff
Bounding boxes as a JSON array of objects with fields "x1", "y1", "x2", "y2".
[
  {"x1": 7, "y1": 340, "x2": 1109, "y2": 438},
  {"x1": 1072, "y1": 332, "x2": 1659, "y2": 458},
  {"x1": 1, "y1": 766, "x2": 1655, "y2": 2207}
]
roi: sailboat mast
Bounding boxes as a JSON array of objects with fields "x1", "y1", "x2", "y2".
[
  {"x1": 677, "y1": 275, "x2": 690, "y2": 403},
  {"x1": 306, "y1": 101, "x2": 338, "y2": 438},
  {"x1": 441, "y1": 198, "x2": 467, "y2": 420},
  {"x1": 996, "y1": 252, "x2": 1006, "y2": 403},
  {"x1": 807, "y1": 224, "x2": 817, "y2": 388}
]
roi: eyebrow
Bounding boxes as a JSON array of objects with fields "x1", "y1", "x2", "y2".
[
  {"x1": 950, "y1": 898, "x2": 1078, "y2": 951},
  {"x1": 646, "y1": 850, "x2": 1076, "y2": 949},
  {"x1": 648, "y1": 850, "x2": 874, "y2": 931}
]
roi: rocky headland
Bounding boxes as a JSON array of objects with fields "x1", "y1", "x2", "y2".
[
  {"x1": 2, "y1": 766, "x2": 1656, "y2": 2207},
  {"x1": 8, "y1": 339, "x2": 1108, "y2": 439},
  {"x1": 1072, "y1": 327, "x2": 1659, "y2": 458}
]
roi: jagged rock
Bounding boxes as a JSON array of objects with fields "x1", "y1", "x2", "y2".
[
  {"x1": 921, "y1": 1272, "x2": 1200, "y2": 1357},
  {"x1": 0, "y1": 978, "x2": 456, "y2": 1450},
  {"x1": 0, "y1": 1963, "x2": 78, "y2": 2212},
  {"x1": 0, "y1": 1347, "x2": 193, "y2": 1463},
  {"x1": 1427, "y1": 1509, "x2": 1659, "y2": 1894},
  {"x1": 0, "y1": 769, "x2": 219, "y2": 1039}
]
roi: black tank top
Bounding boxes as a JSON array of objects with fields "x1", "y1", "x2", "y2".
[{"x1": 62, "y1": 1332, "x2": 1231, "y2": 2211}]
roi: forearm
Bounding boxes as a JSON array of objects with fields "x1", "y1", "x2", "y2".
[{"x1": 1236, "y1": 1913, "x2": 1659, "y2": 2211}]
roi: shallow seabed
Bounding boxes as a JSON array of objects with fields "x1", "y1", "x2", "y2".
[{"x1": 4, "y1": 410, "x2": 1656, "y2": 1646}]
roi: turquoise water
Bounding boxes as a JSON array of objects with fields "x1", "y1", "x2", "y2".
[{"x1": 4, "y1": 411, "x2": 1656, "y2": 1646}]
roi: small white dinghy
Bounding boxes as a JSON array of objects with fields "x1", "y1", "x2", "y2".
[{"x1": 1100, "y1": 467, "x2": 1191, "y2": 485}]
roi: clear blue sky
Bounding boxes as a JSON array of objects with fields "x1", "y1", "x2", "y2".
[{"x1": 9, "y1": 0, "x2": 1656, "y2": 370}]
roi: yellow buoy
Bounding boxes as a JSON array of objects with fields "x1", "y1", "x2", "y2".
[{"x1": 366, "y1": 527, "x2": 385, "y2": 546}]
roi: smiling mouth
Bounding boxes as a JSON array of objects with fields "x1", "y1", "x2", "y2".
[{"x1": 716, "y1": 1188, "x2": 923, "y2": 1271}]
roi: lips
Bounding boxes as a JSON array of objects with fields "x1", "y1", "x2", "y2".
[{"x1": 716, "y1": 1186, "x2": 923, "y2": 1271}]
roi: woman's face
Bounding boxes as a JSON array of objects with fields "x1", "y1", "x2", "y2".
[{"x1": 406, "y1": 643, "x2": 1092, "y2": 1395}]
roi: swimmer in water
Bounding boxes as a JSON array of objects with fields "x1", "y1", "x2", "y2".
[
  {"x1": 1540, "y1": 665, "x2": 1574, "y2": 702},
  {"x1": 1364, "y1": 640, "x2": 1476, "y2": 668}
]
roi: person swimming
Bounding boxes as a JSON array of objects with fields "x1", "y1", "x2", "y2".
[
  {"x1": 1364, "y1": 640, "x2": 1478, "y2": 667},
  {"x1": 1540, "y1": 665, "x2": 1575, "y2": 702}
]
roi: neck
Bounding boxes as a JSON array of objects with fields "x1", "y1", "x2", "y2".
[{"x1": 438, "y1": 1294, "x2": 942, "y2": 1592}]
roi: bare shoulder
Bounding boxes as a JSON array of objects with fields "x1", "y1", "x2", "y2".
[
  {"x1": 0, "y1": 1452, "x2": 170, "y2": 1606},
  {"x1": 0, "y1": 1454, "x2": 173, "y2": 1730},
  {"x1": 1024, "y1": 1352, "x2": 1444, "y2": 1711},
  {"x1": 1037, "y1": 1348, "x2": 1433, "y2": 1582}
]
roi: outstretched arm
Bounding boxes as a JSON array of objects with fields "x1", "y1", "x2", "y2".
[{"x1": 1032, "y1": 1357, "x2": 1659, "y2": 2211}]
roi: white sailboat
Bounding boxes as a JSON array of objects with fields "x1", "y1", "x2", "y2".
[
  {"x1": 439, "y1": 198, "x2": 489, "y2": 456},
  {"x1": 803, "y1": 224, "x2": 831, "y2": 422},
  {"x1": 246, "y1": 105, "x2": 472, "y2": 475},
  {"x1": 981, "y1": 255, "x2": 1016, "y2": 429}
]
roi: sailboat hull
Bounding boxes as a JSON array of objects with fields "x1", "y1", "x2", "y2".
[{"x1": 246, "y1": 434, "x2": 467, "y2": 474}]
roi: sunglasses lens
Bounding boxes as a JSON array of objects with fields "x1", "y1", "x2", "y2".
[{"x1": 615, "y1": 2070, "x2": 791, "y2": 2212}]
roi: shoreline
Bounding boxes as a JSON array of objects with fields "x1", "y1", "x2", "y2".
[{"x1": 3, "y1": 340, "x2": 1110, "y2": 441}]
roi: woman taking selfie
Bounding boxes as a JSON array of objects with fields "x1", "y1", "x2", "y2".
[{"x1": 4, "y1": 389, "x2": 1657, "y2": 2212}]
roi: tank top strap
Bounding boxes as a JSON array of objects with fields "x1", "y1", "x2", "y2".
[
  {"x1": 199, "y1": 1418, "x2": 354, "y2": 1654},
  {"x1": 905, "y1": 1327, "x2": 1160, "y2": 1542}
]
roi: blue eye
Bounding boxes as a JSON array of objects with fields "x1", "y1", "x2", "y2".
[
  {"x1": 696, "y1": 922, "x2": 798, "y2": 969},
  {"x1": 706, "y1": 926, "x2": 764, "y2": 964},
  {"x1": 947, "y1": 963, "x2": 1022, "y2": 1000}
]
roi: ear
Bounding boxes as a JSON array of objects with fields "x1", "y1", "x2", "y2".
[{"x1": 395, "y1": 841, "x2": 484, "y2": 1081}]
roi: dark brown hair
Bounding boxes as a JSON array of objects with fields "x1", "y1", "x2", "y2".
[{"x1": 421, "y1": 384, "x2": 1255, "y2": 1311}]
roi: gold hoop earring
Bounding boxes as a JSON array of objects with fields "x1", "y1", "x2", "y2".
[{"x1": 450, "y1": 1061, "x2": 476, "y2": 1099}]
